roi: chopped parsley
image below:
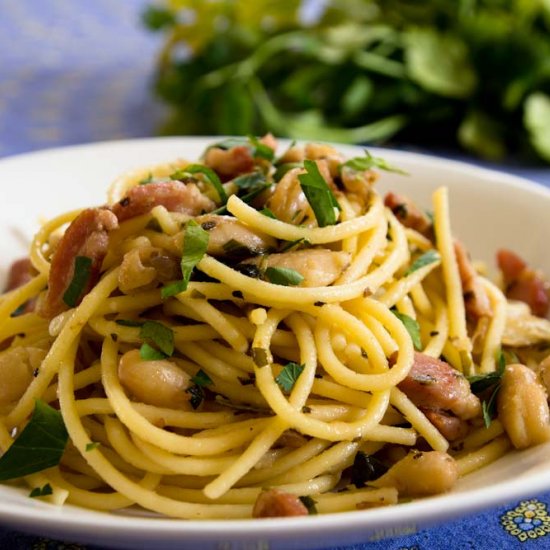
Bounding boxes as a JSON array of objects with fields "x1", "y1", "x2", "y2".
[
  {"x1": 298, "y1": 160, "x2": 340, "y2": 227},
  {"x1": 139, "y1": 320, "x2": 174, "y2": 359},
  {"x1": 29, "y1": 483, "x2": 53, "y2": 498},
  {"x1": 62, "y1": 255, "x2": 93, "y2": 307},
  {"x1": 298, "y1": 495, "x2": 318, "y2": 515},
  {"x1": 265, "y1": 266, "x2": 304, "y2": 286},
  {"x1": 0, "y1": 400, "x2": 68, "y2": 481},
  {"x1": 233, "y1": 171, "x2": 267, "y2": 190},
  {"x1": 85, "y1": 442, "x2": 100, "y2": 452},
  {"x1": 350, "y1": 451, "x2": 388, "y2": 488},
  {"x1": 172, "y1": 163, "x2": 227, "y2": 204},
  {"x1": 275, "y1": 362, "x2": 305, "y2": 392},
  {"x1": 343, "y1": 150, "x2": 407, "y2": 174},
  {"x1": 405, "y1": 249, "x2": 441, "y2": 276},
  {"x1": 468, "y1": 349, "x2": 506, "y2": 428},
  {"x1": 391, "y1": 309, "x2": 422, "y2": 351},
  {"x1": 192, "y1": 369, "x2": 213, "y2": 387},
  {"x1": 185, "y1": 369, "x2": 214, "y2": 410},
  {"x1": 162, "y1": 220, "x2": 209, "y2": 298},
  {"x1": 260, "y1": 207, "x2": 276, "y2": 219}
]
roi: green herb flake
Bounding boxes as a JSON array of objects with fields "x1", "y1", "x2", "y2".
[
  {"x1": 179, "y1": 164, "x2": 227, "y2": 204},
  {"x1": 350, "y1": 451, "x2": 389, "y2": 488},
  {"x1": 162, "y1": 220, "x2": 209, "y2": 298},
  {"x1": 62, "y1": 256, "x2": 93, "y2": 307},
  {"x1": 139, "y1": 343, "x2": 167, "y2": 361},
  {"x1": 0, "y1": 400, "x2": 68, "y2": 481},
  {"x1": 344, "y1": 150, "x2": 407, "y2": 174},
  {"x1": 247, "y1": 135, "x2": 275, "y2": 161},
  {"x1": 233, "y1": 171, "x2": 267, "y2": 190},
  {"x1": 275, "y1": 362, "x2": 305, "y2": 392},
  {"x1": 192, "y1": 369, "x2": 213, "y2": 387},
  {"x1": 405, "y1": 250, "x2": 440, "y2": 276},
  {"x1": 391, "y1": 310, "x2": 422, "y2": 350},
  {"x1": 139, "y1": 173, "x2": 154, "y2": 185},
  {"x1": 29, "y1": 483, "x2": 53, "y2": 498},
  {"x1": 298, "y1": 160, "x2": 339, "y2": 227},
  {"x1": 260, "y1": 207, "x2": 276, "y2": 219},
  {"x1": 85, "y1": 442, "x2": 100, "y2": 452},
  {"x1": 186, "y1": 385, "x2": 204, "y2": 409},
  {"x1": 265, "y1": 266, "x2": 304, "y2": 286},
  {"x1": 274, "y1": 162, "x2": 303, "y2": 181},
  {"x1": 298, "y1": 495, "x2": 318, "y2": 515},
  {"x1": 139, "y1": 320, "x2": 174, "y2": 357}
]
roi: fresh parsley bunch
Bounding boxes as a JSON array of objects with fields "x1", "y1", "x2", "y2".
[{"x1": 143, "y1": 0, "x2": 550, "y2": 163}]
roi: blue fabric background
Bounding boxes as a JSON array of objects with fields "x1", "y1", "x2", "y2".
[{"x1": 1, "y1": 1, "x2": 549, "y2": 548}]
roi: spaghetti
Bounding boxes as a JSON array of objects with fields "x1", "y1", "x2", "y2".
[{"x1": 1, "y1": 136, "x2": 550, "y2": 519}]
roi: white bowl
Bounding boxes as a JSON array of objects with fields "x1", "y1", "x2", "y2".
[{"x1": 1, "y1": 137, "x2": 550, "y2": 549}]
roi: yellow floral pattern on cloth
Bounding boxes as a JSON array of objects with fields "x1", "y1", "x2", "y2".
[{"x1": 501, "y1": 499, "x2": 550, "y2": 542}]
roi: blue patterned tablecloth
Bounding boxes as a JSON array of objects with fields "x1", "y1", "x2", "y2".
[{"x1": 1, "y1": 1, "x2": 550, "y2": 549}]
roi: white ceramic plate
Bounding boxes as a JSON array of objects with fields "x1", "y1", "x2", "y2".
[{"x1": 1, "y1": 137, "x2": 550, "y2": 550}]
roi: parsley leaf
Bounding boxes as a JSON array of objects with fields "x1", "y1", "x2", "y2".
[
  {"x1": 265, "y1": 266, "x2": 304, "y2": 286},
  {"x1": 162, "y1": 220, "x2": 209, "y2": 298},
  {"x1": 192, "y1": 369, "x2": 213, "y2": 387},
  {"x1": 139, "y1": 320, "x2": 174, "y2": 357},
  {"x1": 85, "y1": 442, "x2": 100, "y2": 452},
  {"x1": 275, "y1": 362, "x2": 305, "y2": 392},
  {"x1": 298, "y1": 160, "x2": 339, "y2": 227},
  {"x1": 260, "y1": 207, "x2": 276, "y2": 219},
  {"x1": 405, "y1": 250, "x2": 440, "y2": 276},
  {"x1": 274, "y1": 162, "x2": 302, "y2": 181},
  {"x1": 139, "y1": 343, "x2": 167, "y2": 361},
  {"x1": 0, "y1": 400, "x2": 68, "y2": 481},
  {"x1": 468, "y1": 349, "x2": 507, "y2": 428},
  {"x1": 391, "y1": 310, "x2": 422, "y2": 350},
  {"x1": 186, "y1": 385, "x2": 205, "y2": 409},
  {"x1": 247, "y1": 135, "x2": 275, "y2": 161},
  {"x1": 173, "y1": 164, "x2": 227, "y2": 204},
  {"x1": 62, "y1": 256, "x2": 93, "y2": 307},
  {"x1": 344, "y1": 150, "x2": 407, "y2": 174},
  {"x1": 350, "y1": 451, "x2": 388, "y2": 488},
  {"x1": 233, "y1": 171, "x2": 267, "y2": 190},
  {"x1": 298, "y1": 495, "x2": 318, "y2": 515},
  {"x1": 29, "y1": 483, "x2": 53, "y2": 498}
]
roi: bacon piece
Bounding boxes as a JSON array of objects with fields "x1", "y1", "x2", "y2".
[
  {"x1": 4, "y1": 258, "x2": 34, "y2": 292},
  {"x1": 422, "y1": 409, "x2": 469, "y2": 441},
  {"x1": 39, "y1": 208, "x2": 118, "y2": 318},
  {"x1": 497, "y1": 249, "x2": 549, "y2": 317},
  {"x1": 454, "y1": 240, "x2": 492, "y2": 320},
  {"x1": 252, "y1": 489, "x2": 308, "y2": 518},
  {"x1": 384, "y1": 192, "x2": 432, "y2": 238},
  {"x1": 203, "y1": 146, "x2": 256, "y2": 182},
  {"x1": 398, "y1": 352, "x2": 480, "y2": 424},
  {"x1": 112, "y1": 181, "x2": 214, "y2": 222}
]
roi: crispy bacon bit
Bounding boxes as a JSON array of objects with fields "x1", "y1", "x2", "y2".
[
  {"x1": 398, "y1": 353, "x2": 480, "y2": 440},
  {"x1": 497, "y1": 249, "x2": 549, "y2": 317},
  {"x1": 384, "y1": 192, "x2": 432, "y2": 238},
  {"x1": 4, "y1": 258, "x2": 34, "y2": 292},
  {"x1": 252, "y1": 489, "x2": 308, "y2": 518},
  {"x1": 454, "y1": 241, "x2": 492, "y2": 320},
  {"x1": 112, "y1": 181, "x2": 215, "y2": 222},
  {"x1": 39, "y1": 208, "x2": 118, "y2": 318}
]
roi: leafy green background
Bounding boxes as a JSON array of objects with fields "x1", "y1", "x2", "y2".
[{"x1": 144, "y1": 0, "x2": 550, "y2": 163}]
